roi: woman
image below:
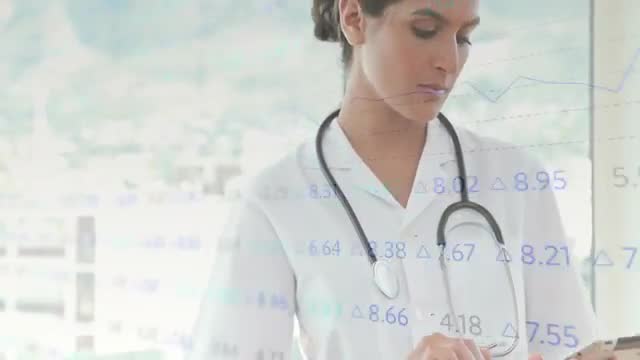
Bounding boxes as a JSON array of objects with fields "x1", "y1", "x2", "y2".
[{"x1": 188, "y1": 0, "x2": 601, "y2": 359}]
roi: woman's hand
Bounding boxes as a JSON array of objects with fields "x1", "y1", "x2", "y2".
[
  {"x1": 565, "y1": 350, "x2": 617, "y2": 360},
  {"x1": 407, "y1": 333, "x2": 492, "y2": 359},
  {"x1": 528, "y1": 351, "x2": 617, "y2": 360}
]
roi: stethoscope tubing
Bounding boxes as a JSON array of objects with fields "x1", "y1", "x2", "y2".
[{"x1": 315, "y1": 108, "x2": 520, "y2": 356}]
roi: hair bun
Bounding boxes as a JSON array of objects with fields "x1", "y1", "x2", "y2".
[{"x1": 311, "y1": 0, "x2": 341, "y2": 42}]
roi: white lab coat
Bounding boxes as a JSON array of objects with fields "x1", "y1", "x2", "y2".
[{"x1": 188, "y1": 116, "x2": 598, "y2": 360}]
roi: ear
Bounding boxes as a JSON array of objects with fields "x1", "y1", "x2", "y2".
[{"x1": 338, "y1": 0, "x2": 366, "y2": 46}]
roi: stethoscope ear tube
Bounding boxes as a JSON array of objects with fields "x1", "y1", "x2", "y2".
[
  {"x1": 437, "y1": 201, "x2": 506, "y2": 248},
  {"x1": 315, "y1": 108, "x2": 378, "y2": 266},
  {"x1": 316, "y1": 109, "x2": 519, "y2": 356}
]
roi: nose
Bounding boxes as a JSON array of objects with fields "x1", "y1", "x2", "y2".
[{"x1": 432, "y1": 35, "x2": 460, "y2": 75}]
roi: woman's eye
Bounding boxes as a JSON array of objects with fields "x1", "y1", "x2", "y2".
[
  {"x1": 412, "y1": 27, "x2": 437, "y2": 39},
  {"x1": 457, "y1": 36, "x2": 472, "y2": 46}
]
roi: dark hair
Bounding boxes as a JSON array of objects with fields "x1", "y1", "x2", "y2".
[{"x1": 311, "y1": 0, "x2": 400, "y2": 72}]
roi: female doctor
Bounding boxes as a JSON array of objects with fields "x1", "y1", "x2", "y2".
[{"x1": 188, "y1": 0, "x2": 603, "y2": 359}]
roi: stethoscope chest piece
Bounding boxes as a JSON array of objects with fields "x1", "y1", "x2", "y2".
[
  {"x1": 316, "y1": 109, "x2": 519, "y2": 356},
  {"x1": 373, "y1": 260, "x2": 399, "y2": 299}
]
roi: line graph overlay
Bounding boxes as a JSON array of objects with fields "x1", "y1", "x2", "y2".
[{"x1": 462, "y1": 47, "x2": 640, "y2": 103}]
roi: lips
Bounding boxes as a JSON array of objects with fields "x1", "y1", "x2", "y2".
[{"x1": 416, "y1": 83, "x2": 449, "y2": 96}]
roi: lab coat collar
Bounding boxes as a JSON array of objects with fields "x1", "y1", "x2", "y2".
[
  {"x1": 401, "y1": 116, "x2": 457, "y2": 231},
  {"x1": 304, "y1": 115, "x2": 463, "y2": 232}
]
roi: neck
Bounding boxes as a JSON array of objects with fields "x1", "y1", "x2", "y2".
[{"x1": 336, "y1": 81, "x2": 428, "y2": 154}]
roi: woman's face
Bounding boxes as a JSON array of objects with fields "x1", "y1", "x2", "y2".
[{"x1": 357, "y1": 0, "x2": 480, "y2": 123}]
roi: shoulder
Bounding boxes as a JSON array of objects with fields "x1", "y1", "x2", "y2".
[
  {"x1": 228, "y1": 140, "x2": 311, "y2": 208},
  {"x1": 453, "y1": 126, "x2": 560, "y2": 219}
]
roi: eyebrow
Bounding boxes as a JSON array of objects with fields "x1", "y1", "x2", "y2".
[{"x1": 412, "y1": 8, "x2": 481, "y2": 28}]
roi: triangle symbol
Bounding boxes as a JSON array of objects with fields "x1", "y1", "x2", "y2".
[
  {"x1": 496, "y1": 248, "x2": 512, "y2": 262},
  {"x1": 593, "y1": 250, "x2": 614, "y2": 266},
  {"x1": 416, "y1": 245, "x2": 431, "y2": 259},
  {"x1": 491, "y1": 177, "x2": 507, "y2": 191},
  {"x1": 414, "y1": 181, "x2": 428, "y2": 194},
  {"x1": 502, "y1": 323, "x2": 517, "y2": 338},
  {"x1": 351, "y1": 305, "x2": 364, "y2": 319}
]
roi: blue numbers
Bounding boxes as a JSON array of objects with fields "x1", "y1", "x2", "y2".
[
  {"x1": 526, "y1": 321, "x2": 539, "y2": 343},
  {"x1": 450, "y1": 176, "x2": 480, "y2": 193},
  {"x1": 467, "y1": 176, "x2": 479, "y2": 192},
  {"x1": 514, "y1": 172, "x2": 528, "y2": 192},
  {"x1": 552, "y1": 170, "x2": 567, "y2": 190},
  {"x1": 514, "y1": 170, "x2": 567, "y2": 192},
  {"x1": 425, "y1": 170, "x2": 566, "y2": 194},
  {"x1": 545, "y1": 245, "x2": 560, "y2": 266},
  {"x1": 530, "y1": 170, "x2": 566, "y2": 190},
  {"x1": 452, "y1": 176, "x2": 463, "y2": 193},
  {"x1": 385, "y1": 242, "x2": 394, "y2": 258},
  {"x1": 356, "y1": 304, "x2": 408, "y2": 326},
  {"x1": 309, "y1": 184, "x2": 318, "y2": 199},
  {"x1": 270, "y1": 294, "x2": 289, "y2": 311},
  {"x1": 521, "y1": 245, "x2": 535, "y2": 264},
  {"x1": 544, "y1": 245, "x2": 570, "y2": 266},
  {"x1": 308, "y1": 184, "x2": 336, "y2": 199},
  {"x1": 309, "y1": 240, "x2": 341, "y2": 256},
  {"x1": 450, "y1": 243, "x2": 475, "y2": 261},
  {"x1": 510, "y1": 244, "x2": 571, "y2": 267},
  {"x1": 324, "y1": 302, "x2": 409, "y2": 326},
  {"x1": 396, "y1": 242, "x2": 407, "y2": 258},
  {"x1": 173, "y1": 235, "x2": 201, "y2": 250},
  {"x1": 383, "y1": 241, "x2": 407, "y2": 259},
  {"x1": 331, "y1": 241, "x2": 341, "y2": 256},
  {"x1": 536, "y1": 171, "x2": 549, "y2": 190},
  {"x1": 592, "y1": 246, "x2": 638, "y2": 270},
  {"x1": 434, "y1": 177, "x2": 446, "y2": 194},
  {"x1": 367, "y1": 241, "x2": 378, "y2": 258},
  {"x1": 368, "y1": 304, "x2": 380, "y2": 322},
  {"x1": 546, "y1": 323, "x2": 562, "y2": 346},
  {"x1": 518, "y1": 170, "x2": 567, "y2": 191},
  {"x1": 526, "y1": 321, "x2": 579, "y2": 348},
  {"x1": 622, "y1": 246, "x2": 638, "y2": 269},
  {"x1": 563, "y1": 325, "x2": 580, "y2": 348}
]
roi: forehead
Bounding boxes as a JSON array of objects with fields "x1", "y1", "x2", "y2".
[{"x1": 392, "y1": 0, "x2": 480, "y2": 24}]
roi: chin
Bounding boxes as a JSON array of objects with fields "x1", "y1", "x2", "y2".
[{"x1": 395, "y1": 101, "x2": 442, "y2": 125}]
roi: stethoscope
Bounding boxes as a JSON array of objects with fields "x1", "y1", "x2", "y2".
[{"x1": 315, "y1": 108, "x2": 520, "y2": 357}]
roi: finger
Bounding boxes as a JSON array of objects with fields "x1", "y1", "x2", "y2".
[
  {"x1": 462, "y1": 338, "x2": 486, "y2": 359},
  {"x1": 409, "y1": 333, "x2": 451, "y2": 359},
  {"x1": 414, "y1": 333, "x2": 445, "y2": 355},
  {"x1": 528, "y1": 353, "x2": 544, "y2": 360},
  {"x1": 479, "y1": 347, "x2": 492, "y2": 360},
  {"x1": 427, "y1": 347, "x2": 460, "y2": 360},
  {"x1": 452, "y1": 339, "x2": 475, "y2": 360}
]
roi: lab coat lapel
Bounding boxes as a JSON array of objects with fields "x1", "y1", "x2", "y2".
[
  {"x1": 303, "y1": 120, "x2": 399, "y2": 206},
  {"x1": 334, "y1": 123, "x2": 402, "y2": 207},
  {"x1": 302, "y1": 116, "x2": 458, "y2": 213},
  {"x1": 400, "y1": 117, "x2": 456, "y2": 231},
  {"x1": 314, "y1": 119, "x2": 402, "y2": 206}
]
